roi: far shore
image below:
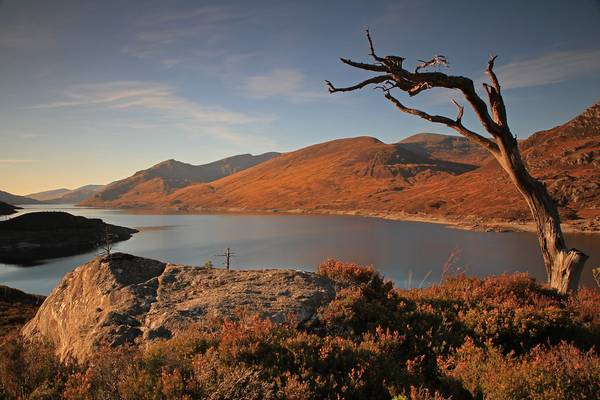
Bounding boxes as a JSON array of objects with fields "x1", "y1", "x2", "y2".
[{"x1": 61, "y1": 204, "x2": 600, "y2": 235}]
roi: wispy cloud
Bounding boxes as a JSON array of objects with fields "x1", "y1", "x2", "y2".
[
  {"x1": 29, "y1": 81, "x2": 272, "y2": 145},
  {"x1": 242, "y1": 69, "x2": 329, "y2": 103},
  {"x1": 123, "y1": 5, "x2": 244, "y2": 68},
  {"x1": 495, "y1": 49, "x2": 600, "y2": 90},
  {"x1": 0, "y1": 159, "x2": 37, "y2": 165}
]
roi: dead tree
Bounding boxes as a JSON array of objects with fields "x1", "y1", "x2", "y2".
[
  {"x1": 98, "y1": 225, "x2": 113, "y2": 258},
  {"x1": 216, "y1": 247, "x2": 234, "y2": 271},
  {"x1": 326, "y1": 29, "x2": 588, "y2": 293}
]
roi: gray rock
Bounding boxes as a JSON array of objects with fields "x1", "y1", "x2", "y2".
[{"x1": 22, "y1": 253, "x2": 335, "y2": 363}]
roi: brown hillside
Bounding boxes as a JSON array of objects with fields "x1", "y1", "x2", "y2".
[
  {"x1": 161, "y1": 136, "x2": 480, "y2": 211},
  {"x1": 390, "y1": 101, "x2": 600, "y2": 222},
  {"x1": 398, "y1": 132, "x2": 490, "y2": 165},
  {"x1": 81, "y1": 152, "x2": 279, "y2": 207}
]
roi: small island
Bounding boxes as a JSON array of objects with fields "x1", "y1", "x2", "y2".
[
  {"x1": 0, "y1": 212, "x2": 138, "y2": 265},
  {"x1": 0, "y1": 201, "x2": 21, "y2": 216}
]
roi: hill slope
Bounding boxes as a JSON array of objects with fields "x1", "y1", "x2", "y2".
[
  {"x1": 161, "y1": 136, "x2": 480, "y2": 211},
  {"x1": 81, "y1": 152, "x2": 280, "y2": 207},
  {"x1": 387, "y1": 101, "x2": 600, "y2": 224},
  {"x1": 0, "y1": 190, "x2": 42, "y2": 205},
  {"x1": 26, "y1": 188, "x2": 71, "y2": 201},
  {"x1": 28, "y1": 185, "x2": 105, "y2": 204},
  {"x1": 398, "y1": 132, "x2": 490, "y2": 165}
]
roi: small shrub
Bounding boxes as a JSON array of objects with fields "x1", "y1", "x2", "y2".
[
  {"x1": 0, "y1": 334, "x2": 67, "y2": 399},
  {"x1": 442, "y1": 340, "x2": 600, "y2": 400}
]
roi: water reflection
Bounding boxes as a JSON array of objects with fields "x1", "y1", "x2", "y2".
[{"x1": 1, "y1": 204, "x2": 598, "y2": 294}]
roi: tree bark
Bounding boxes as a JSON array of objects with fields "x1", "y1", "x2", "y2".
[
  {"x1": 492, "y1": 135, "x2": 588, "y2": 293},
  {"x1": 326, "y1": 30, "x2": 588, "y2": 293}
]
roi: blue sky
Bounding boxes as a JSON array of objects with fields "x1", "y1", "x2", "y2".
[{"x1": 1, "y1": 0, "x2": 599, "y2": 194}]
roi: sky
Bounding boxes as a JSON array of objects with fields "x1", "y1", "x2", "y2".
[{"x1": 1, "y1": 0, "x2": 599, "y2": 195}]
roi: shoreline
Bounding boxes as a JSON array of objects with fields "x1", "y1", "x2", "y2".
[{"x1": 71, "y1": 204, "x2": 600, "y2": 235}]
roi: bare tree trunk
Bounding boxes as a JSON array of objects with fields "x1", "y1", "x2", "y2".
[
  {"x1": 326, "y1": 30, "x2": 588, "y2": 293},
  {"x1": 493, "y1": 136, "x2": 588, "y2": 293}
]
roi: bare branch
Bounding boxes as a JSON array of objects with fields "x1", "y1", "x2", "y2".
[
  {"x1": 383, "y1": 91, "x2": 499, "y2": 154},
  {"x1": 325, "y1": 75, "x2": 392, "y2": 93},
  {"x1": 365, "y1": 28, "x2": 385, "y2": 63},
  {"x1": 415, "y1": 55, "x2": 449, "y2": 73},
  {"x1": 451, "y1": 98, "x2": 464, "y2": 122},
  {"x1": 483, "y1": 55, "x2": 509, "y2": 127},
  {"x1": 340, "y1": 58, "x2": 388, "y2": 72},
  {"x1": 486, "y1": 55, "x2": 501, "y2": 93},
  {"x1": 335, "y1": 32, "x2": 502, "y2": 135}
]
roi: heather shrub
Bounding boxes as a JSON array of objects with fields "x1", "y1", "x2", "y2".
[
  {"x1": 403, "y1": 273, "x2": 599, "y2": 354},
  {"x1": 1, "y1": 260, "x2": 598, "y2": 399},
  {"x1": 0, "y1": 334, "x2": 67, "y2": 399},
  {"x1": 442, "y1": 340, "x2": 600, "y2": 399}
]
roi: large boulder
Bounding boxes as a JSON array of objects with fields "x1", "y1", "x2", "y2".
[{"x1": 22, "y1": 253, "x2": 335, "y2": 363}]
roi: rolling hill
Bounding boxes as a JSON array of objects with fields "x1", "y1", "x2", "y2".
[
  {"x1": 385, "y1": 100, "x2": 600, "y2": 224},
  {"x1": 26, "y1": 188, "x2": 71, "y2": 201},
  {"x1": 27, "y1": 185, "x2": 105, "y2": 204},
  {"x1": 81, "y1": 152, "x2": 280, "y2": 207},
  {"x1": 0, "y1": 191, "x2": 42, "y2": 205},
  {"x1": 156, "y1": 135, "x2": 483, "y2": 211}
]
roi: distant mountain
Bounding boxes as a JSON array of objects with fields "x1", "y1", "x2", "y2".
[
  {"x1": 399, "y1": 132, "x2": 490, "y2": 165},
  {"x1": 81, "y1": 153, "x2": 280, "y2": 207},
  {"x1": 0, "y1": 191, "x2": 42, "y2": 205},
  {"x1": 152, "y1": 135, "x2": 482, "y2": 211},
  {"x1": 27, "y1": 185, "x2": 105, "y2": 204},
  {"x1": 26, "y1": 188, "x2": 71, "y2": 201}
]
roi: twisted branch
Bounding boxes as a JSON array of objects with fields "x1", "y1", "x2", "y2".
[
  {"x1": 325, "y1": 75, "x2": 391, "y2": 93},
  {"x1": 415, "y1": 55, "x2": 449, "y2": 73},
  {"x1": 381, "y1": 90, "x2": 498, "y2": 154},
  {"x1": 329, "y1": 31, "x2": 505, "y2": 138}
]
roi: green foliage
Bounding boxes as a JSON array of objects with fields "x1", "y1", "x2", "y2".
[
  {"x1": 202, "y1": 260, "x2": 213, "y2": 269},
  {"x1": 1, "y1": 260, "x2": 598, "y2": 399}
]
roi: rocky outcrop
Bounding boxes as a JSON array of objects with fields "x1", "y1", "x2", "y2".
[
  {"x1": 0, "y1": 212, "x2": 137, "y2": 265},
  {"x1": 22, "y1": 253, "x2": 335, "y2": 363}
]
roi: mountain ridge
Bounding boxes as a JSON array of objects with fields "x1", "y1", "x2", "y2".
[
  {"x1": 27, "y1": 185, "x2": 105, "y2": 204},
  {"x1": 0, "y1": 190, "x2": 42, "y2": 205},
  {"x1": 81, "y1": 152, "x2": 280, "y2": 207}
]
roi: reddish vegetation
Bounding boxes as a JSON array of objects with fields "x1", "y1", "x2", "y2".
[
  {"x1": 0, "y1": 286, "x2": 43, "y2": 338},
  {"x1": 2, "y1": 261, "x2": 599, "y2": 399},
  {"x1": 82, "y1": 101, "x2": 600, "y2": 230}
]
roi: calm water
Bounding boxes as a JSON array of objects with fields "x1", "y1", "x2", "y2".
[{"x1": 1, "y1": 204, "x2": 598, "y2": 295}]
